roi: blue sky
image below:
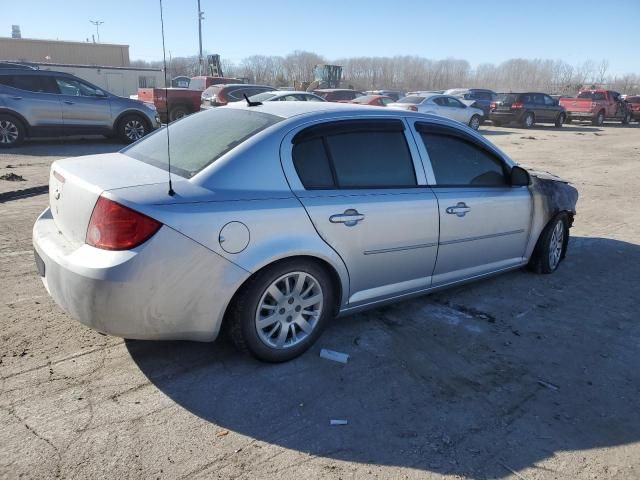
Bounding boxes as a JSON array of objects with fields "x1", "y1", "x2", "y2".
[{"x1": 3, "y1": 0, "x2": 639, "y2": 75}]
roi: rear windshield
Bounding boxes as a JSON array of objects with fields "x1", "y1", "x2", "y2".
[
  {"x1": 397, "y1": 96, "x2": 425, "y2": 104},
  {"x1": 188, "y1": 78, "x2": 205, "y2": 90},
  {"x1": 498, "y1": 94, "x2": 519, "y2": 103},
  {"x1": 249, "y1": 92, "x2": 277, "y2": 102},
  {"x1": 122, "y1": 109, "x2": 282, "y2": 178},
  {"x1": 351, "y1": 95, "x2": 375, "y2": 103},
  {"x1": 577, "y1": 92, "x2": 594, "y2": 99}
]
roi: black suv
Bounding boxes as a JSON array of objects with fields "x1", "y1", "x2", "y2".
[{"x1": 489, "y1": 92, "x2": 567, "y2": 128}]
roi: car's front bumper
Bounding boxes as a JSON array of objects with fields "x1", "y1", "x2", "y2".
[
  {"x1": 33, "y1": 208, "x2": 249, "y2": 342},
  {"x1": 565, "y1": 111, "x2": 594, "y2": 119}
]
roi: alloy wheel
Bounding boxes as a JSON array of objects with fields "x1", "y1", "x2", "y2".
[
  {"x1": 470, "y1": 116, "x2": 480, "y2": 130},
  {"x1": 124, "y1": 119, "x2": 145, "y2": 141},
  {"x1": 548, "y1": 221, "x2": 564, "y2": 269},
  {"x1": 255, "y1": 271, "x2": 324, "y2": 349},
  {"x1": 525, "y1": 114, "x2": 533, "y2": 128},
  {"x1": 0, "y1": 120, "x2": 19, "y2": 144}
]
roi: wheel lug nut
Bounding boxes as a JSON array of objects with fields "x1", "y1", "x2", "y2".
[
  {"x1": 279, "y1": 308, "x2": 285, "y2": 315},
  {"x1": 295, "y1": 306, "x2": 301, "y2": 312},
  {"x1": 288, "y1": 298, "x2": 295, "y2": 304},
  {"x1": 287, "y1": 315, "x2": 292, "y2": 322}
]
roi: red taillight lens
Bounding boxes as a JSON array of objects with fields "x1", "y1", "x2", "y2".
[
  {"x1": 490, "y1": 101, "x2": 497, "y2": 111},
  {"x1": 408, "y1": 105, "x2": 418, "y2": 111},
  {"x1": 511, "y1": 102, "x2": 524, "y2": 110},
  {"x1": 86, "y1": 197, "x2": 161, "y2": 250},
  {"x1": 591, "y1": 102, "x2": 597, "y2": 108},
  {"x1": 215, "y1": 90, "x2": 228, "y2": 105}
]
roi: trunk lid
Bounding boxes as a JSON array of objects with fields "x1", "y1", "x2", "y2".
[{"x1": 49, "y1": 153, "x2": 171, "y2": 247}]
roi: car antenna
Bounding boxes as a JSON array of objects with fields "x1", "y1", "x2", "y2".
[
  {"x1": 243, "y1": 94, "x2": 262, "y2": 107},
  {"x1": 159, "y1": 0, "x2": 175, "y2": 196}
]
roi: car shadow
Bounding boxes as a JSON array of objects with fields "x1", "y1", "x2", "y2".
[
  {"x1": 9, "y1": 137, "x2": 124, "y2": 157},
  {"x1": 127, "y1": 236, "x2": 640, "y2": 478}
]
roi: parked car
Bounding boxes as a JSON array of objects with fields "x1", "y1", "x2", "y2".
[
  {"x1": 387, "y1": 94, "x2": 485, "y2": 129},
  {"x1": 32, "y1": 101, "x2": 578, "y2": 362},
  {"x1": 559, "y1": 90, "x2": 632, "y2": 125},
  {"x1": 406, "y1": 90, "x2": 445, "y2": 96},
  {"x1": 138, "y1": 76, "x2": 242, "y2": 123},
  {"x1": 445, "y1": 88, "x2": 497, "y2": 117},
  {"x1": 350, "y1": 95, "x2": 394, "y2": 106},
  {"x1": 625, "y1": 96, "x2": 640, "y2": 122},
  {"x1": 248, "y1": 90, "x2": 325, "y2": 103},
  {"x1": 313, "y1": 89, "x2": 363, "y2": 102},
  {"x1": 0, "y1": 68, "x2": 160, "y2": 147},
  {"x1": 489, "y1": 92, "x2": 567, "y2": 128},
  {"x1": 365, "y1": 90, "x2": 405, "y2": 101},
  {"x1": 200, "y1": 84, "x2": 275, "y2": 109}
]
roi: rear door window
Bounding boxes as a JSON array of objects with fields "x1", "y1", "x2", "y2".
[
  {"x1": 9, "y1": 75, "x2": 59, "y2": 94},
  {"x1": 417, "y1": 125, "x2": 507, "y2": 187},
  {"x1": 292, "y1": 120, "x2": 416, "y2": 189}
]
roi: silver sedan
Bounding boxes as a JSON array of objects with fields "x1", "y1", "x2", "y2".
[
  {"x1": 388, "y1": 94, "x2": 485, "y2": 129},
  {"x1": 33, "y1": 102, "x2": 578, "y2": 362}
]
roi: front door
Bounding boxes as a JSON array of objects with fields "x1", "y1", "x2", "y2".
[
  {"x1": 282, "y1": 119, "x2": 440, "y2": 305},
  {"x1": 415, "y1": 122, "x2": 532, "y2": 286},
  {"x1": 54, "y1": 77, "x2": 112, "y2": 131},
  {"x1": 0, "y1": 74, "x2": 62, "y2": 129}
]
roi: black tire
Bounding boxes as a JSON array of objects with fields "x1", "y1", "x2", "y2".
[
  {"x1": 469, "y1": 114, "x2": 481, "y2": 130},
  {"x1": 592, "y1": 110, "x2": 604, "y2": 126},
  {"x1": 226, "y1": 259, "x2": 335, "y2": 362},
  {"x1": 555, "y1": 113, "x2": 566, "y2": 128},
  {"x1": 492, "y1": 120, "x2": 502, "y2": 127},
  {"x1": 117, "y1": 114, "x2": 150, "y2": 144},
  {"x1": 168, "y1": 105, "x2": 189, "y2": 122},
  {"x1": 565, "y1": 117, "x2": 573, "y2": 124},
  {"x1": 0, "y1": 114, "x2": 26, "y2": 148},
  {"x1": 521, "y1": 112, "x2": 535, "y2": 129},
  {"x1": 621, "y1": 112, "x2": 631, "y2": 125},
  {"x1": 528, "y1": 214, "x2": 569, "y2": 274}
]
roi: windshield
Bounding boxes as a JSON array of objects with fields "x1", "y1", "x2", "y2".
[
  {"x1": 498, "y1": 94, "x2": 519, "y2": 103},
  {"x1": 397, "y1": 96, "x2": 425, "y2": 104},
  {"x1": 123, "y1": 109, "x2": 282, "y2": 178},
  {"x1": 249, "y1": 92, "x2": 277, "y2": 102}
]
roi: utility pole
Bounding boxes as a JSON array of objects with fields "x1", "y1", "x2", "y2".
[
  {"x1": 197, "y1": 0, "x2": 204, "y2": 75},
  {"x1": 89, "y1": 20, "x2": 104, "y2": 43}
]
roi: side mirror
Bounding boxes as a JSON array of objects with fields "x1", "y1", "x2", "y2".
[{"x1": 510, "y1": 166, "x2": 531, "y2": 186}]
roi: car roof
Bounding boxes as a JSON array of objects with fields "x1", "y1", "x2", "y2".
[
  {"x1": 0, "y1": 68, "x2": 76, "y2": 78},
  {"x1": 265, "y1": 90, "x2": 314, "y2": 96},
  {"x1": 314, "y1": 88, "x2": 358, "y2": 92}
]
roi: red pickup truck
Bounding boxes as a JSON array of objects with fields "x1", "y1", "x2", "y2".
[
  {"x1": 559, "y1": 89, "x2": 632, "y2": 125},
  {"x1": 138, "y1": 76, "x2": 241, "y2": 123}
]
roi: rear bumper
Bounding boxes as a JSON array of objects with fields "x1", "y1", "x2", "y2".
[
  {"x1": 33, "y1": 208, "x2": 249, "y2": 342},
  {"x1": 489, "y1": 111, "x2": 522, "y2": 123}
]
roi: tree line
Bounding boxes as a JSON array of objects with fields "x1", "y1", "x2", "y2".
[{"x1": 131, "y1": 50, "x2": 640, "y2": 95}]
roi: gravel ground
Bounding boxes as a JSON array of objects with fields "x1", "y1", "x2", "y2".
[{"x1": 1, "y1": 122, "x2": 639, "y2": 479}]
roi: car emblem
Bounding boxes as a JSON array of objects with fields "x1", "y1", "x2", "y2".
[{"x1": 54, "y1": 188, "x2": 61, "y2": 200}]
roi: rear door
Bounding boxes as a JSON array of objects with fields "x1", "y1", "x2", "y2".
[
  {"x1": 54, "y1": 77, "x2": 112, "y2": 130},
  {"x1": 414, "y1": 122, "x2": 531, "y2": 286},
  {"x1": 532, "y1": 93, "x2": 552, "y2": 122},
  {"x1": 0, "y1": 74, "x2": 62, "y2": 129},
  {"x1": 281, "y1": 119, "x2": 440, "y2": 306}
]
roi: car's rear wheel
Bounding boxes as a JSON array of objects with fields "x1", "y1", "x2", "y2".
[
  {"x1": 522, "y1": 112, "x2": 535, "y2": 128},
  {"x1": 227, "y1": 259, "x2": 335, "y2": 362},
  {"x1": 0, "y1": 114, "x2": 26, "y2": 148},
  {"x1": 169, "y1": 105, "x2": 189, "y2": 122},
  {"x1": 469, "y1": 114, "x2": 481, "y2": 130},
  {"x1": 491, "y1": 120, "x2": 502, "y2": 127},
  {"x1": 117, "y1": 114, "x2": 149, "y2": 144},
  {"x1": 593, "y1": 110, "x2": 605, "y2": 126},
  {"x1": 555, "y1": 113, "x2": 566, "y2": 128},
  {"x1": 528, "y1": 214, "x2": 569, "y2": 274},
  {"x1": 622, "y1": 112, "x2": 631, "y2": 125}
]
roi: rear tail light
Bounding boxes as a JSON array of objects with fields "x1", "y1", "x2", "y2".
[
  {"x1": 214, "y1": 90, "x2": 228, "y2": 105},
  {"x1": 591, "y1": 102, "x2": 597, "y2": 109},
  {"x1": 86, "y1": 197, "x2": 161, "y2": 251},
  {"x1": 490, "y1": 102, "x2": 497, "y2": 111},
  {"x1": 511, "y1": 102, "x2": 524, "y2": 110},
  {"x1": 408, "y1": 105, "x2": 418, "y2": 111}
]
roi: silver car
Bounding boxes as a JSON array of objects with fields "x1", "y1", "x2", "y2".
[
  {"x1": 248, "y1": 90, "x2": 326, "y2": 102},
  {"x1": 33, "y1": 102, "x2": 578, "y2": 362},
  {"x1": 0, "y1": 67, "x2": 160, "y2": 147},
  {"x1": 388, "y1": 94, "x2": 485, "y2": 130}
]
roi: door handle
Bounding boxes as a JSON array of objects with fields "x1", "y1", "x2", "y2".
[
  {"x1": 446, "y1": 202, "x2": 471, "y2": 217},
  {"x1": 329, "y1": 209, "x2": 365, "y2": 227},
  {"x1": 10, "y1": 96, "x2": 22, "y2": 100},
  {"x1": 63, "y1": 100, "x2": 74, "y2": 105}
]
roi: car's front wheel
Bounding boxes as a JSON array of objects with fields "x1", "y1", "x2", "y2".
[
  {"x1": 593, "y1": 110, "x2": 605, "y2": 126},
  {"x1": 528, "y1": 214, "x2": 569, "y2": 274},
  {"x1": 227, "y1": 259, "x2": 335, "y2": 362},
  {"x1": 469, "y1": 114, "x2": 481, "y2": 130},
  {"x1": 0, "y1": 114, "x2": 26, "y2": 148},
  {"x1": 555, "y1": 113, "x2": 566, "y2": 128},
  {"x1": 117, "y1": 114, "x2": 150, "y2": 144}
]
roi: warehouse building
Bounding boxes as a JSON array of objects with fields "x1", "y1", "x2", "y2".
[{"x1": 0, "y1": 36, "x2": 163, "y2": 96}]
